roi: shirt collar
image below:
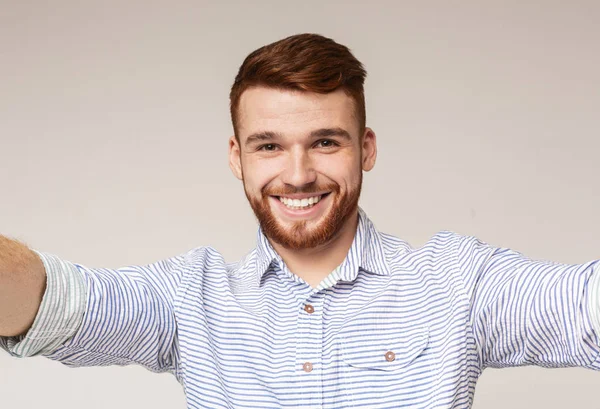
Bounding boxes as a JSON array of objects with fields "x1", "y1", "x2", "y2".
[{"x1": 254, "y1": 206, "x2": 392, "y2": 284}]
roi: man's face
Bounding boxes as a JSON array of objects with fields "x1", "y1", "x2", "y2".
[{"x1": 229, "y1": 86, "x2": 376, "y2": 250}]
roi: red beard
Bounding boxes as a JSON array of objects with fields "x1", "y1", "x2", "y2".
[{"x1": 245, "y1": 175, "x2": 362, "y2": 250}]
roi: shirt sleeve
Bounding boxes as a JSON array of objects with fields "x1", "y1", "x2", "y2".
[
  {"x1": 37, "y1": 248, "x2": 200, "y2": 375},
  {"x1": 0, "y1": 250, "x2": 87, "y2": 357},
  {"x1": 455, "y1": 234, "x2": 600, "y2": 370}
]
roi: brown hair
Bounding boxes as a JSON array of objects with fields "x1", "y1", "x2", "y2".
[{"x1": 229, "y1": 33, "x2": 367, "y2": 139}]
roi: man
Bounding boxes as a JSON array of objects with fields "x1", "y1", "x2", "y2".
[{"x1": 1, "y1": 33, "x2": 599, "y2": 409}]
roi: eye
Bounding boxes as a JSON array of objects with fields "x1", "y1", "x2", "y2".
[
  {"x1": 258, "y1": 143, "x2": 279, "y2": 152},
  {"x1": 315, "y1": 139, "x2": 339, "y2": 148}
]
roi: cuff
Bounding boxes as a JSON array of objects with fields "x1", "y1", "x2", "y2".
[{"x1": 0, "y1": 251, "x2": 87, "y2": 357}]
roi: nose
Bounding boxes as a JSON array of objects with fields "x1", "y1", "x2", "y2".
[{"x1": 281, "y1": 147, "x2": 317, "y2": 188}]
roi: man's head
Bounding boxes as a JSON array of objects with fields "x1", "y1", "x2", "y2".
[{"x1": 228, "y1": 34, "x2": 377, "y2": 251}]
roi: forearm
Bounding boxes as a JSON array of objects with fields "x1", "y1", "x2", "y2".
[{"x1": 0, "y1": 234, "x2": 46, "y2": 337}]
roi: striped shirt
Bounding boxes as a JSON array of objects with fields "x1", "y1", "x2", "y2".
[{"x1": 2, "y1": 207, "x2": 600, "y2": 408}]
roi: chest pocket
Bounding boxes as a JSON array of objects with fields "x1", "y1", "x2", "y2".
[{"x1": 339, "y1": 317, "x2": 429, "y2": 371}]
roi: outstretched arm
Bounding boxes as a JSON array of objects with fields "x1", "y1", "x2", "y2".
[
  {"x1": 1, "y1": 236, "x2": 197, "y2": 375},
  {"x1": 457, "y1": 234, "x2": 600, "y2": 369}
]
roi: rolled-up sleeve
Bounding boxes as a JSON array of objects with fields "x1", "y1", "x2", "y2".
[
  {"x1": 1, "y1": 247, "x2": 198, "y2": 377},
  {"x1": 0, "y1": 250, "x2": 87, "y2": 357}
]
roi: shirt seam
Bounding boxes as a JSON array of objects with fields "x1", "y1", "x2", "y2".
[
  {"x1": 171, "y1": 251, "x2": 196, "y2": 397},
  {"x1": 452, "y1": 233, "x2": 485, "y2": 373}
]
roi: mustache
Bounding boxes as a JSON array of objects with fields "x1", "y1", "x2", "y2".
[{"x1": 262, "y1": 183, "x2": 339, "y2": 197}]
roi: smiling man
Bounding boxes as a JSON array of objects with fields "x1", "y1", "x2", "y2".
[
  {"x1": 1, "y1": 34, "x2": 600, "y2": 409},
  {"x1": 231, "y1": 84, "x2": 375, "y2": 287}
]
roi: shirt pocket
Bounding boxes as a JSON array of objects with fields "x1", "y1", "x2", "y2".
[{"x1": 339, "y1": 319, "x2": 429, "y2": 372}]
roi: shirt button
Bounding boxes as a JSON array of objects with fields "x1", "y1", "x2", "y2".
[
  {"x1": 304, "y1": 304, "x2": 315, "y2": 314},
  {"x1": 303, "y1": 362, "x2": 313, "y2": 372},
  {"x1": 385, "y1": 351, "x2": 396, "y2": 362}
]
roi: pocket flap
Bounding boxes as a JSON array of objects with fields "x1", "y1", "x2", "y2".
[{"x1": 340, "y1": 319, "x2": 429, "y2": 371}]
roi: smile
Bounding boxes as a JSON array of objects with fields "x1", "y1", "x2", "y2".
[{"x1": 275, "y1": 193, "x2": 331, "y2": 210}]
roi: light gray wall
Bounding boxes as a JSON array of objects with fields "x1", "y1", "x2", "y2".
[{"x1": 1, "y1": 0, "x2": 598, "y2": 407}]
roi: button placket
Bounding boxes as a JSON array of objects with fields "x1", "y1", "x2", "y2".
[{"x1": 295, "y1": 293, "x2": 324, "y2": 408}]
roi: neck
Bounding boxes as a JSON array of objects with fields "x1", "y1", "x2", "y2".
[{"x1": 269, "y1": 210, "x2": 359, "y2": 288}]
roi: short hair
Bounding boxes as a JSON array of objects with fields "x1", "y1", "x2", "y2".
[{"x1": 230, "y1": 33, "x2": 367, "y2": 139}]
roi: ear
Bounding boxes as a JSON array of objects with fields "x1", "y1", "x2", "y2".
[
  {"x1": 228, "y1": 135, "x2": 243, "y2": 180},
  {"x1": 361, "y1": 127, "x2": 377, "y2": 172}
]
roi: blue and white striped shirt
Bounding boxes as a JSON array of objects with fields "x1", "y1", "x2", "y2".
[{"x1": 2, "y1": 207, "x2": 600, "y2": 408}]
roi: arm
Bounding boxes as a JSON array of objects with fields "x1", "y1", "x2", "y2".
[
  {"x1": 0, "y1": 234, "x2": 46, "y2": 337},
  {"x1": 48, "y1": 253, "x2": 188, "y2": 373},
  {"x1": 6, "y1": 246, "x2": 200, "y2": 375},
  {"x1": 1, "y1": 232, "x2": 198, "y2": 376},
  {"x1": 456, "y1": 234, "x2": 600, "y2": 369}
]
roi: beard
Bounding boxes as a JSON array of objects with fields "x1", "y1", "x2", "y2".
[{"x1": 244, "y1": 174, "x2": 362, "y2": 251}]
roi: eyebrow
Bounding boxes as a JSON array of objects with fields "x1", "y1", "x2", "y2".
[
  {"x1": 244, "y1": 127, "x2": 352, "y2": 147},
  {"x1": 310, "y1": 127, "x2": 351, "y2": 141},
  {"x1": 245, "y1": 131, "x2": 280, "y2": 147}
]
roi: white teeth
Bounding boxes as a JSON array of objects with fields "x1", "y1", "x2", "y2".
[{"x1": 278, "y1": 195, "x2": 324, "y2": 210}]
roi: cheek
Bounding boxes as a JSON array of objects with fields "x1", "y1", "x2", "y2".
[
  {"x1": 243, "y1": 157, "x2": 282, "y2": 191},
  {"x1": 315, "y1": 154, "x2": 361, "y2": 186}
]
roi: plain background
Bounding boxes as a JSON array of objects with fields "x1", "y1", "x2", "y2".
[{"x1": 1, "y1": 0, "x2": 598, "y2": 407}]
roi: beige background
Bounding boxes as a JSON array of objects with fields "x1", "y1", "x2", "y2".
[{"x1": 1, "y1": 0, "x2": 599, "y2": 407}]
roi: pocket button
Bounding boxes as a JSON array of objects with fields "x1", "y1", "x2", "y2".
[{"x1": 385, "y1": 351, "x2": 396, "y2": 362}]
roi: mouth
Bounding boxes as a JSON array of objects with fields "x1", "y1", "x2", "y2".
[
  {"x1": 273, "y1": 192, "x2": 331, "y2": 210},
  {"x1": 267, "y1": 192, "x2": 332, "y2": 219}
]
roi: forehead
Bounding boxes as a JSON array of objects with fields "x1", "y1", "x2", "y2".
[{"x1": 237, "y1": 87, "x2": 358, "y2": 139}]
